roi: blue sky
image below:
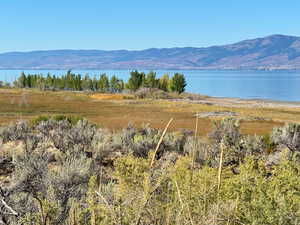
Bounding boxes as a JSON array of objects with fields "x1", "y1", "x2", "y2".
[{"x1": 1, "y1": 0, "x2": 300, "y2": 52}]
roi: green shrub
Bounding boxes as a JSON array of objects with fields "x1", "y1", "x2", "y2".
[
  {"x1": 30, "y1": 115, "x2": 51, "y2": 126},
  {"x1": 31, "y1": 114, "x2": 84, "y2": 127},
  {"x1": 2, "y1": 119, "x2": 300, "y2": 224},
  {"x1": 222, "y1": 157, "x2": 300, "y2": 225}
]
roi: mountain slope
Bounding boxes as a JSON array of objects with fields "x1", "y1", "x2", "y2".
[{"x1": 1, "y1": 34, "x2": 300, "y2": 70}]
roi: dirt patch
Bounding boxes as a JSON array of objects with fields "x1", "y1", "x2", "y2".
[
  {"x1": 196, "y1": 111, "x2": 238, "y2": 118},
  {"x1": 173, "y1": 97, "x2": 300, "y2": 109}
]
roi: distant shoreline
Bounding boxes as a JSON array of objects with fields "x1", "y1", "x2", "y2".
[
  {"x1": 1, "y1": 69, "x2": 300, "y2": 103},
  {"x1": 177, "y1": 94, "x2": 300, "y2": 108}
]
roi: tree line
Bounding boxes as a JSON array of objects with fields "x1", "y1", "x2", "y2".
[{"x1": 13, "y1": 70, "x2": 187, "y2": 93}]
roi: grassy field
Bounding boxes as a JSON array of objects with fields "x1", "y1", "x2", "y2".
[{"x1": 1, "y1": 88, "x2": 299, "y2": 136}]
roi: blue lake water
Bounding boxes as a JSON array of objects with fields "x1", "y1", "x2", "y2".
[{"x1": 0, "y1": 69, "x2": 300, "y2": 102}]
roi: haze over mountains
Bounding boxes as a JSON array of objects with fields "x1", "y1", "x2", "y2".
[{"x1": 1, "y1": 34, "x2": 300, "y2": 70}]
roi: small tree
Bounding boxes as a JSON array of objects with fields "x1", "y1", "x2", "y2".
[
  {"x1": 98, "y1": 74, "x2": 110, "y2": 92},
  {"x1": 126, "y1": 70, "x2": 145, "y2": 92},
  {"x1": 75, "y1": 74, "x2": 82, "y2": 91},
  {"x1": 145, "y1": 71, "x2": 159, "y2": 88},
  {"x1": 169, "y1": 73, "x2": 186, "y2": 94},
  {"x1": 16, "y1": 72, "x2": 27, "y2": 88},
  {"x1": 159, "y1": 74, "x2": 170, "y2": 92},
  {"x1": 92, "y1": 77, "x2": 99, "y2": 91},
  {"x1": 82, "y1": 74, "x2": 93, "y2": 91},
  {"x1": 110, "y1": 75, "x2": 124, "y2": 93},
  {"x1": 46, "y1": 73, "x2": 53, "y2": 88},
  {"x1": 37, "y1": 77, "x2": 46, "y2": 90}
]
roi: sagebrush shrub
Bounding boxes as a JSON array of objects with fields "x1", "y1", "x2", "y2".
[
  {"x1": 1, "y1": 117, "x2": 300, "y2": 224},
  {"x1": 271, "y1": 123, "x2": 300, "y2": 152}
]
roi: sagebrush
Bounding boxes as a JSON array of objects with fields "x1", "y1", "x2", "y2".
[{"x1": 0, "y1": 117, "x2": 299, "y2": 224}]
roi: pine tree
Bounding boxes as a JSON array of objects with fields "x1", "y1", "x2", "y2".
[
  {"x1": 126, "y1": 70, "x2": 145, "y2": 91},
  {"x1": 110, "y1": 75, "x2": 124, "y2": 93},
  {"x1": 98, "y1": 74, "x2": 110, "y2": 92},
  {"x1": 145, "y1": 71, "x2": 159, "y2": 88},
  {"x1": 92, "y1": 77, "x2": 99, "y2": 91},
  {"x1": 169, "y1": 73, "x2": 186, "y2": 94},
  {"x1": 159, "y1": 74, "x2": 170, "y2": 92},
  {"x1": 17, "y1": 72, "x2": 27, "y2": 88}
]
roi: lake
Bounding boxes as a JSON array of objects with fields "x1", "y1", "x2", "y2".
[{"x1": 0, "y1": 69, "x2": 300, "y2": 102}]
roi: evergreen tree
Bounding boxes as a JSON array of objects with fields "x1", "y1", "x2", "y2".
[
  {"x1": 36, "y1": 76, "x2": 45, "y2": 90},
  {"x1": 110, "y1": 75, "x2": 124, "y2": 93},
  {"x1": 169, "y1": 73, "x2": 186, "y2": 94},
  {"x1": 159, "y1": 74, "x2": 170, "y2": 92},
  {"x1": 75, "y1": 74, "x2": 82, "y2": 90},
  {"x1": 26, "y1": 75, "x2": 32, "y2": 88},
  {"x1": 82, "y1": 74, "x2": 93, "y2": 90},
  {"x1": 58, "y1": 75, "x2": 66, "y2": 89},
  {"x1": 145, "y1": 71, "x2": 159, "y2": 88},
  {"x1": 98, "y1": 74, "x2": 110, "y2": 92},
  {"x1": 92, "y1": 77, "x2": 99, "y2": 91},
  {"x1": 46, "y1": 73, "x2": 53, "y2": 88},
  {"x1": 17, "y1": 72, "x2": 27, "y2": 88},
  {"x1": 11, "y1": 71, "x2": 181, "y2": 94},
  {"x1": 126, "y1": 70, "x2": 145, "y2": 91}
]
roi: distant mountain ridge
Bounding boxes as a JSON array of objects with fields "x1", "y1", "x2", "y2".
[{"x1": 1, "y1": 34, "x2": 300, "y2": 70}]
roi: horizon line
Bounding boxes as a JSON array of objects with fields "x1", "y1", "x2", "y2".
[{"x1": 1, "y1": 33, "x2": 299, "y2": 54}]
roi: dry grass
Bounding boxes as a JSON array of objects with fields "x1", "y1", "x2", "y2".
[
  {"x1": 90, "y1": 93, "x2": 134, "y2": 100},
  {"x1": 0, "y1": 88, "x2": 295, "y2": 136}
]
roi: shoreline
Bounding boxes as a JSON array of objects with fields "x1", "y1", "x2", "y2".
[
  {"x1": 2, "y1": 87, "x2": 300, "y2": 108},
  {"x1": 176, "y1": 92, "x2": 300, "y2": 109}
]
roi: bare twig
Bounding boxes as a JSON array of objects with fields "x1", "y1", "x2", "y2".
[
  {"x1": 150, "y1": 118, "x2": 174, "y2": 167},
  {"x1": 189, "y1": 112, "x2": 198, "y2": 199},
  {"x1": 217, "y1": 142, "x2": 225, "y2": 192},
  {"x1": 0, "y1": 198, "x2": 19, "y2": 217},
  {"x1": 175, "y1": 181, "x2": 194, "y2": 225},
  {"x1": 95, "y1": 190, "x2": 118, "y2": 223}
]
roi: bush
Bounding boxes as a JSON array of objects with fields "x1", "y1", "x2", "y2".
[
  {"x1": 1, "y1": 118, "x2": 300, "y2": 224},
  {"x1": 134, "y1": 88, "x2": 170, "y2": 99},
  {"x1": 209, "y1": 118, "x2": 240, "y2": 146},
  {"x1": 0, "y1": 121, "x2": 30, "y2": 143},
  {"x1": 30, "y1": 115, "x2": 51, "y2": 126},
  {"x1": 271, "y1": 123, "x2": 300, "y2": 152},
  {"x1": 31, "y1": 114, "x2": 85, "y2": 127}
]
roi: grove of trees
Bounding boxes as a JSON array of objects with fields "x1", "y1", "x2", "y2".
[{"x1": 12, "y1": 70, "x2": 187, "y2": 93}]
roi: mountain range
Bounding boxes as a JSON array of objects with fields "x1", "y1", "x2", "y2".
[{"x1": 1, "y1": 34, "x2": 300, "y2": 70}]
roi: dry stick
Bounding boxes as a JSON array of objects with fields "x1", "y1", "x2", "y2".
[
  {"x1": 135, "y1": 118, "x2": 172, "y2": 225},
  {"x1": 217, "y1": 142, "x2": 225, "y2": 192},
  {"x1": 95, "y1": 190, "x2": 118, "y2": 224},
  {"x1": 189, "y1": 113, "x2": 198, "y2": 200},
  {"x1": 215, "y1": 141, "x2": 225, "y2": 224},
  {"x1": 166, "y1": 183, "x2": 171, "y2": 225},
  {"x1": 150, "y1": 118, "x2": 174, "y2": 167},
  {"x1": 192, "y1": 112, "x2": 199, "y2": 166},
  {"x1": 175, "y1": 181, "x2": 194, "y2": 225},
  {"x1": 135, "y1": 176, "x2": 167, "y2": 225},
  {"x1": 0, "y1": 198, "x2": 19, "y2": 217}
]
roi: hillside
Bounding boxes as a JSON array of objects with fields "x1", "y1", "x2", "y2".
[{"x1": 1, "y1": 34, "x2": 300, "y2": 70}]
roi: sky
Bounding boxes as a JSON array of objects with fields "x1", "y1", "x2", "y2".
[{"x1": 1, "y1": 0, "x2": 300, "y2": 52}]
